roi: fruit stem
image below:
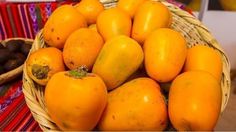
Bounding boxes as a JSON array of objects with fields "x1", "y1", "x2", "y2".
[{"x1": 67, "y1": 66, "x2": 88, "y2": 79}]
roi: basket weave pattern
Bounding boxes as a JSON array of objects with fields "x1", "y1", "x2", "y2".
[{"x1": 22, "y1": 0, "x2": 231, "y2": 130}]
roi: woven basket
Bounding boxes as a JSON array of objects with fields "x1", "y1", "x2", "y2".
[
  {"x1": 0, "y1": 38, "x2": 33, "y2": 85},
  {"x1": 22, "y1": 0, "x2": 231, "y2": 130}
]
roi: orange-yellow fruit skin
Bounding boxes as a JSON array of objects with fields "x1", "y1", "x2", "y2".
[
  {"x1": 43, "y1": 5, "x2": 87, "y2": 49},
  {"x1": 184, "y1": 45, "x2": 223, "y2": 82},
  {"x1": 132, "y1": 1, "x2": 172, "y2": 44},
  {"x1": 96, "y1": 8, "x2": 132, "y2": 41},
  {"x1": 45, "y1": 71, "x2": 107, "y2": 130},
  {"x1": 117, "y1": 0, "x2": 146, "y2": 18},
  {"x1": 63, "y1": 28, "x2": 104, "y2": 70},
  {"x1": 144, "y1": 28, "x2": 187, "y2": 82},
  {"x1": 168, "y1": 71, "x2": 222, "y2": 131},
  {"x1": 98, "y1": 77, "x2": 168, "y2": 131},
  {"x1": 26, "y1": 47, "x2": 65, "y2": 85},
  {"x1": 75, "y1": 0, "x2": 104, "y2": 25}
]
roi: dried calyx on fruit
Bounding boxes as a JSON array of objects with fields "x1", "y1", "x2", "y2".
[{"x1": 66, "y1": 66, "x2": 89, "y2": 79}]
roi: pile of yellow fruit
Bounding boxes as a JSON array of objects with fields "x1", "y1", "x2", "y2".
[{"x1": 25, "y1": 0, "x2": 223, "y2": 131}]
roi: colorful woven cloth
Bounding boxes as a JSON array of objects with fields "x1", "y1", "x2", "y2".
[
  {"x1": 0, "y1": 80, "x2": 42, "y2": 131},
  {"x1": 0, "y1": 1, "x2": 75, "y2": 40}
]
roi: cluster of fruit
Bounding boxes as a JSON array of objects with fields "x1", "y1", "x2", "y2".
[
  {"x1": 25, "y1": 0, "x2": 223, "y2": 131},
  {"x1": 0, "y1": 39, "x2": 32, "y2": 75}
]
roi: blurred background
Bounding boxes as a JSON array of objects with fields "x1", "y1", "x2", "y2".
[{"x1": 177, "y1": 0, "x2": 236, "y2": 11}]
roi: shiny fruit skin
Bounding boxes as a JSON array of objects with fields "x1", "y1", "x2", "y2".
[
  {"x1": 75, "y1": 0, "x2": 104, "y2": 25},
  {"x1": 98, "y1": 77, "x2": 168, "y2": 131},
  {"x1": 26, "y1": 47, "x2": 65, "y2": 85},
  {"x1": 43, "y1": 5, "x2": 87, "y2": 49},
  {"x1": 144, "y1": 28, "x2": 187, "y2": 82},
  {"x1": 132, "y1": 1, "x2": 172, "y2": 44},
  {"x1": 184, "y1": 45, "x2": 223, "y2": 82},
  {"x1": 96, "y1": 8, "x2": 132, "y2": 41},
  {"x1": 117, "y1": 0, "x2": 146, "y2": 18},
  {"x1": 92, "y1": 35, "x2": 143, "y2": 90},
  {"x1": 45, "y1": 71, "x2": 107, "y2": 130},
  {"x1": 63, "y1": 28, "x2": 104, "y2": 70},
  {"x1": 168, "y1": 71, "x2": 222, "y2": 131}
]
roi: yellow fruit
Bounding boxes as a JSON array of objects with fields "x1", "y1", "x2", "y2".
[
  {"x1": 45, "y1": 68, "x2": 107, "y2": 130},
  {"x1": 220, "y1": 0, "x2": 236, "y2": 10},
  {"x1": 187, "y1": 0, "x2": 201, "y2": 11},
  {"x1": 98, "y1": 78, "x2": 168, "y2": 131},
  {"x1": 132, "y1": 1, "x2": 172, "y2": 44},
  {"x1": 169, "y1": 71, "x2": 222, "y2": 131},
  {"x1": 96, "y1": 8, "x2": 132, "y2": 41},
  {"x1": 88, "y1": 24, "x2": 98, "y2": 32},
  {"x1": 63, "y1": 28, "x2": 104, "y2": 70},
  {"x1": 144, "y1": 28, "x2": 187, "y2": 82},
  {"x1": 184, "y1": 45, "x2": 223, "y2": 81},
  {"x1": 26, "y1": 47, "x2": 65, "y2": 85},
  {"x1": 75, "y1": 0, "x2": 104, "y2": 24},
  {"x1": 117, "y1": 0, "x2": 146, "y2": 18},
  {"x1": 43, "y1": 5, "x2": 87, "y2": 49},
  {"x1": 92, "y1": 35, "x2": 143, "y2": 90}
]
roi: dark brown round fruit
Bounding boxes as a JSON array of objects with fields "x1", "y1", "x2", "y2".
[
  {"x1": 3, "y1": 59, "x2": 20, "y2": 72},
  {"x1": 21, "y1": 42, "x2": 32, "y2": 55},
  {"x1": 0, "y1": 66, "x2": 5, "y2": 74},
  {"x1": 12, "y1": 52, "x2": 26, "y2": 65},
  {"x1": 6, "y1": 40, "x2": 24, "y2": 52},
  {"x1": 0, "y1": 49, "x2": 11, "y2": 63}
]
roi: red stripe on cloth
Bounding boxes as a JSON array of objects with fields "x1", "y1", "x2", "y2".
[
  {"x1": 18, "y1": 4, "x2": 28, "y2": 39},
  {"x1": 0, "y1": 81, "x2": 22, "y2": 104},
  {"x1": 0, "y1": 3, "x2": 13, "y2": 38},
  {"x1": 14, "y1": 109, "x2": 31, "y2": 130},
  {"x1": 26, "y1": 4, "x2": 36, "y2": 38},
  {"x1": 51, "y1": 2, "x2": 57, "y2": 11},
  {"x1": 0, "y1": 92, "x2": 42, "y2": 131},
  {"x1": 0, "y1": 94, "x2": 25, "y2": 128},
  {"x1": 26, "y1": 119, "x2": 41, "y2": 131},
  {"x1": 7, "y1": 3, "x2": 18, "y2": 37},
  {"x1": 18, "y1": 112, "x2": 34, "y2": 130},
  {"x1": 39, "y1": 3, "x2": 46, "y2": 25},
  {"x1": 23, "y1": 4, "x2": 34, "y2": 39},
  {"x1": 35, "y1": 124, "x2": 43, "y2": 131},
  {"x1": 0, "y1": 13, "x2": 7, "y2": 40},
  {"x1": 11, "y1": 4, "x2": 24, "y2": 38},
  {"x1": 3, "y1": 101, "x2": 30, "y2": 130}
]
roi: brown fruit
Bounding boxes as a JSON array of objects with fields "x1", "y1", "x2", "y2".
[
  {"x1": 6, "y1": 39, "x2": 24, "y2": 52},
  {"x1": 0, "y1": 49, "x2": 11, "y2": 64},
  {"x1": 4, "y1": 59, "x2": 20, "y2": 71},
  {"x1": 21, "y1": 42, "x2": 32, "y2": 55}
]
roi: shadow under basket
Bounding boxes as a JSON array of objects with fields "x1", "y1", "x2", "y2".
[{"x1": 22, "y1": 0, "x2": 231, "y2": 131}]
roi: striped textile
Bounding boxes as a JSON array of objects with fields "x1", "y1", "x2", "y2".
[
  {"x1": 0, "y1": 80, "x2": 42, "y2": 131},
  {"x1": 0, "y1": 3, "x2": 14, "y2": 38},
  {"x1": 0, "y1": 80, "x2": 22, "y2": 112},
  {"x1": 0, "y1": 13, "x2": 7, "y2": 40},
  {"x1": 19, "y1": 3, "x2": 34, "y2": 39},
  {"x1": 0, "y1": 1, "x2": 77, "y2": 40}
]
